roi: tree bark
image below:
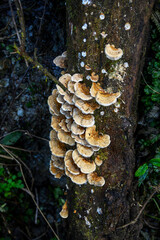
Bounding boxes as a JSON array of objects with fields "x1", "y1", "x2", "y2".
[{"x1": 66, "y1": 1, "x2": 155, "y2": 239}]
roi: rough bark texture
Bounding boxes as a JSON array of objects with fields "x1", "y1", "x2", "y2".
[{"x1": 66, "y1": 1, "x2": 155, "y2": 239}]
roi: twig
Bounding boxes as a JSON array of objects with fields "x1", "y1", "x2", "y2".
[
  {"x1": 0, "y1": 145, "x2": 61, "y2": 240},
  {"x1": 1, "y1": 213, "x2": 13, "y2": 236},
  {"x1": 1, "y1": 144, "x2": 38, "y2": 153},
  {"x1": 35, "y1": 188, "x2": 39, "y2": 224},
  {"x1": 141, "y1": 72, "x2": 160, "y2": 95},
  {"x1": 0, "y1": 32, "x2": 17, "y2": 40},
  {"x1": 24, "y1": 130, "x2": 49, "y2": 142},
  {"x1": 32, "y1": 231, "x2": 48, "y2": 240},
  {"x1": 0, "y1": 129, "x2": 49, "y2": 142},
  {"x1": 117, "y1": 184, "x2": 160, "y2": 229},
  {"x1": 34, "y1": 0, "x2": 48, "y2": 49},
  {"x1": 144, "y1": 219, "x2": 159, "y2": 230},
  {"x1": 13, "y1": 0, "x2": 28, "y2": 66},
  {"x1": 16, "y1": 228, "x2": 31, "y2": 240},
  {"x1": 0, "y1": 154, "x2": 13, "y2": 160},
  {"x1": 14, "y1": 0, "x2": 26, "y2": 51},
  {"x1": 8, "y1": 0, "x2": 21, "y2": 45},
  {"x1": 14, "y1": 44, "x2": 68, "y2": 92}
]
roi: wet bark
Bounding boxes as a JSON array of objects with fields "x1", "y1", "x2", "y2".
[{"x1": 66, "y1": 1, "x2": 155, "y2": 239}]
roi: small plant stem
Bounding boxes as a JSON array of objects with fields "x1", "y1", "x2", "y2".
[
  {"x1": 14, "y1": 0, "x2": 26, "y2": 52},
  {"x1": 117, "y1": 184, "x2": 160, "y2": 229},
  {"x1": 8, "y1": 0, "x2": 21, "y2": 45}
]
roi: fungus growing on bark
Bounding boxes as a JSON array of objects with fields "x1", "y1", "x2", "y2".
[
  {"x1": 59, "y1": 119, "x2": 70, "y2": 132},
  {"x1": 60, "y1": 201, "x2": 68, "y2": 218},
  {"x1": 49, "y1": 160, "x2": 64, "y2": 179},
  {"x1": 71, "y1": 121, "x2": 85, "y2": 135},
  {"x1": 77, "y1": 143, "x2": 94, "y2": 158},
  {"x1": 63, "y1": 92, "x2": 74, "y2": 105},
  {"x1": 65, "y1": 118, "x2": 73, "y2": 131},
  {"x1": 60, "y1": 108, "x2": 72, "y2": 119},
  {"x1": 85, "y1": 64, "x2": 91, "y2": 71},
  {"x1": 69, "y1": 170, "x2": 87, "y2": 185},
  {"x1": 72, "y1": 150, "x2": 96, "y2": 174},
  {"x1": 51, "y1": 155, "x2": 65, "y2": 170},
  {"x1": 90, "y1": 82, "x2": 103, "y2": 98},
  {"x1": 53, "y1": 51, "x2": 67, "y2": 69},
  {"x1": 87, "y1": 172, "x2": 105, "y2": 186},
  {"x1": 48, "y1": 89, "x2": 61, "y2": 116},
  {"x1": 96, "y1": 91, "x2": 121, "y2": 106},
  {"x1": 61, "y1": 102, "x2": 73, "y2": 112},
  {"x1": 64, "y1": 150, "x2": 80, "y2": 175},
  {"x1": 51, "y1": 115, "x2": 64, "y2": 132},
  {"x1": 74, "y1": 82, "x2": 92, "y2": 100},
  {"x1": 49, "y1": 139, "x2": 66, "y2": 157},
  {"x1": 56, "y1": 94, "x2": 65, "y2": 104},
  {"x1": 49, "y1": 129, "x2": 57, "y2": 140},
  {"x1": 74, "y1": 97, "x2": 99, "y2": 114},
  {"x1": 71, "y1": 133, "x2": 88, "y2": 146},
  {"x1": 85, "y1": 125, "x2": 110, "y2": 148},
  {"x1": 105, "y1": 44, "x2": 123, "y2": 61},
  {"x1": 95, "y1": 155, "x2": 103, "y2": 166},
  {"x1": 90, "y1": 72, "x2": 99, "y2": 82},
  {"x1": 71, "y1": 73, "x2": 83, "y2": 82},
  {"x1": 57, "y1": 129, "x2": 75, "y2": 146},
  {"x1": 56, "y1": 74, "x2": 71, "y2": 95},
  {"x1": 73, "y1": 108, "x2": 95, "y2": 127},
  {"x1": 68, "y1": 80, "x2": 75, "y2": 94},
  {"x1": 48, "y1": 70, "x2": 121, "y2": 190}
]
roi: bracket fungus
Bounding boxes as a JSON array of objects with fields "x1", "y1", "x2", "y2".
[
  {"x1": 74, "y1": 82, "x2": 93, "y2": 100},
  {"x1": 105, "y1": 44, "x2": 123, "y2": 61},
  {"x1": 72, "y1": 150, "x2": 96, "y2": 174},
  {"x1": 60, "y1": 201, "x2": 68, "y2": 218},
  {"x1": 49, "y1": 160, "x2": 64, "y2": 179},
  {"x1": 73, "y1": 108, "x2": 95, "y2": 127},
  {"x1": 57, "y1": 130, "x2": 75, "y2": 146},
  {"x1": 90, "y1": 72, "x2": 99, "y2": 82},
  {"x1": 53, "y1": 51, "x2": 68, "y2": 69},
  {"x1": 48, "y1": 69, "x2": 122, "y2": 218},
  {"x1": 64, "y1": 150, "x2": 81, "y2": 175},
  {"x1": 87, "y1": 172, "x2": 105, "y2": 186},
  {"x1": 85, "y1": 125, "x2": 110, "y2": 148},
  {"x1": 56, "y1": 74, "x2": 71, "y2": 95}
]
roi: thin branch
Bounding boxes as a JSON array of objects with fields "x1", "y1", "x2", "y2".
[
  {"x1": 14, "y1": 44, "x2": 68, "y2": 92},
  {"x1": 14, "y1": 0, "x2": 26, "y2": 51},
  {"x1": 0, "y1": 129, "x2": 49, "y2": 142},
  {"x1": 1, "y1": 144, "x2": 38, "y2": 153},
  {"x1": 0, "y1": 32, "x2": 17, "y2": 40},
  {"x1": 117, "y1": 185, "x2": 160, "y2": 229},
  {"x1": 8, "y1": 0, "x2": 21, "y2": 45},
  {"x1": 35, "y1": 188, "x2": 39, "y2": 224},
  {"x1": 34, "y1": 0, "x2": 48, "y2": 48},
  {"x1": 0, "y1": 154, "x2": 13, "y2": 160},
  {"x1": 141, "y1": 72, "x2": 160, "y2": 95}
]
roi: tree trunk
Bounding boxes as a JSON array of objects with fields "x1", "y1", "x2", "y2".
[{"x1": 66, "y1": 1, "x2": 155, "y2": 239}]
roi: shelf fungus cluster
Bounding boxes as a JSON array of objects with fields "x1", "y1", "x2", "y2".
[{"x1": 48, "y1": 73, "x2": 121, "y2": 218}]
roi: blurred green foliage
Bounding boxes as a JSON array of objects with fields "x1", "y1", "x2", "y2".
[{"x1": 142, "y1": 28, "x2": 160, "y2": 110}]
